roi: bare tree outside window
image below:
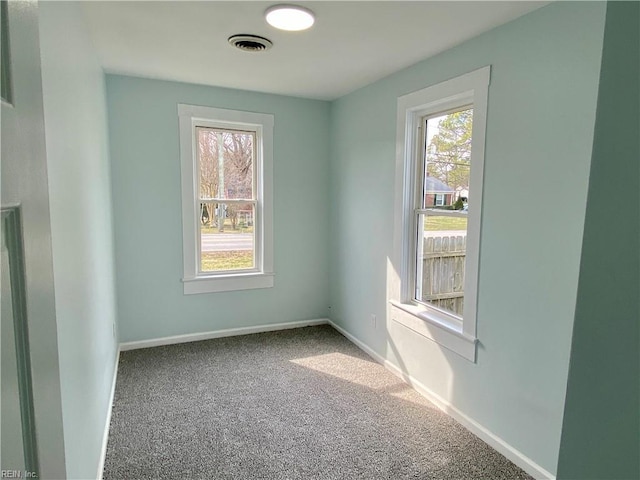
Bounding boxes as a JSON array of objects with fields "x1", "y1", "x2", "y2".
[{"x1": 197, "y1": 128, "x2": 256, "y2": 272}]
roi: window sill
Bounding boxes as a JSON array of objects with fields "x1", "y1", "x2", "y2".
[
  {"x1": 182, "y1": 272, "x2": 274, "y2": 294},
  {"x1": 389, "y1": 300, "x2": 477, "y2": 362}
]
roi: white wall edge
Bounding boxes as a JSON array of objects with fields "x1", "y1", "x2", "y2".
[
  {"x1": 96, "y1": 347, "x2": 120, "y2": 480},
  {"x1": 327, "y1": 320, "x2": 556, "y2": 480},
  {"x1": 119, "y1": 318, "x2": 330, "y2": 351}
]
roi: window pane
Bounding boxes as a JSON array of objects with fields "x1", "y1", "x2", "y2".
[
  {"x1": 222, "y1": 132, "x2": 254, "y2": 199},
  {"x1": 198, "y1": 128, "x2": 254, "y2": 201},
  {"x1": 416, "y1": 213, "x2": 467, "y2": 317},
  {"x1": 417, "y1": 107, "x2": 473, "y2": 317},
  {"x1": 200, "y1": 203, "x2": 255, "y2": 272},
  {"x1": 423, "y1": 109, "x2": 473, "y2": 209}
]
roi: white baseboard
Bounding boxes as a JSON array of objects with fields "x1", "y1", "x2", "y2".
[
  {"x1": 112, "y1": 318, "x2": 553, "y2": 479},
  {"x1": 327, "y1": 320, "x2": 555, "y2": 480},
  {"x1": 328, "y1": 320, "x2": 385, "y2": 365},
  {"x1": 97, "y1": 346, "x2": 120, "y2": 480},
  {"x1": 119, "y1": 318, "x2": 330, "y2": 351}
]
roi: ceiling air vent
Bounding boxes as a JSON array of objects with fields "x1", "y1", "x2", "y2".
[{"x1": 228, "y1": 34, "x2": 273, "y2": 52}]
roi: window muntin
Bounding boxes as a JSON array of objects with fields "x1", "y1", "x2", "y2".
[{"x1": 179, "y1": 104, "x2": 274, "y2": 294}]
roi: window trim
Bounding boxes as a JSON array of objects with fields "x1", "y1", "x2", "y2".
[
  {"x1": 178, "y1": 104, "x2": 274, "y2": 294},
  {"x1": 389, "y1": 66, "x2": 490, "y2": 362}
]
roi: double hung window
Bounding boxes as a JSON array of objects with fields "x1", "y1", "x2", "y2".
[
  {"x1": 390, "y1": 67, "x2": 490, "y2": 361},
  {"x1": 179, "y1": 105, "x2": 274, "y2": 294}
]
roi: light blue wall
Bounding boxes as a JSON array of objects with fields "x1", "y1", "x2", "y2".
[
  {"x1": 557, "y1": 2, "x2": 640, "y2": 478},
  {"x1": 329, "y1": 2, "x2": 606, "y2": 475},
  {"x1": 106, "y1": 76, "x2": 330, "y2": 342},
  {"x1": 39, "y1": 2, "x2": 119, "y2": 478}
]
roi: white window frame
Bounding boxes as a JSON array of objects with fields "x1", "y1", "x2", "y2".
[
  {"x1": 389, "y1": 66, "x2": 490, "y2": 362},
  {"x1": 178, "y1": 104, "x2": 274, "y2": 294}
]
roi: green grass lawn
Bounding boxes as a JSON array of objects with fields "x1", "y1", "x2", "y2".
[
  {"x1": 425, "y1": 215, "x2": 467, "y2": 231},
  {"x1": 201, "y1": 251, "x2": 253, "y2": 271}
]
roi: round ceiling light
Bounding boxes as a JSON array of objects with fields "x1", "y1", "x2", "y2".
[{"x1": 265, "y1": 4, "x2": 315, "y2": 31}]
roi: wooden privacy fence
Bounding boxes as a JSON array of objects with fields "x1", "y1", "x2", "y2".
[{"x1": 420, "y1": 235, "x2": 466, "y2": 315}]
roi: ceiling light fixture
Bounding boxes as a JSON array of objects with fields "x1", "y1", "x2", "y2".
[{"x1": 265, "y1": 4, "x2": 315, "y2": 32}]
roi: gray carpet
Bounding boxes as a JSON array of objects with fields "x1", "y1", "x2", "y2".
[{"x1": 103, "y1": 325, "x2": 533, "y2": 480}]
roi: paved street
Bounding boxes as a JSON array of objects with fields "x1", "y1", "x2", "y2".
[
  {"x1": 201, "y1": 233, "x2": 253, "y2": 252},
  {"x1": 201, "y1": 231, "x2": 463, "y2": 252}
]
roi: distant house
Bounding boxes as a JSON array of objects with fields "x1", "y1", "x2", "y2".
[
  {"x1": 456, "y1": 186, "x2": 469, "y2": 200},
  {"x1": 424, "y1": 176, "x2": 455, "y2": 207}
]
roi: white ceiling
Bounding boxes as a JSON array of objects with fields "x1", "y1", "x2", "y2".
[{"x1": 81, "y1": 1, "x2": 548, "y2": 101}]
